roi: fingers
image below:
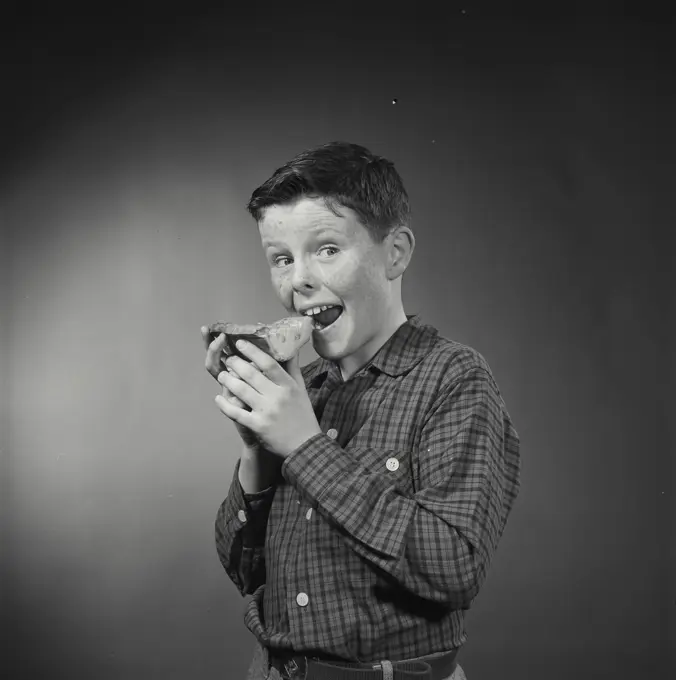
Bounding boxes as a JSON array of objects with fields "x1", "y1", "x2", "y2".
[
  {"x1": 217, "y1": 369, "x2": 262, "y2": 411},
  {"x1": 204, "y1": 329, "x2": 227, "y2": 380},
  {"x1": 214, "y1": 392, "x2": 256, "y2": 431},
  {"x1": 219, "y1": 378, "x2": 247, "y2": 409},
  {"x1": 222, "y1": 356, "x2": 271, "y2": 396},
  {"x1": 203, "y1": 326, "x2": 252, "y2": 414},
  {"x1": 201, "y1": 325, "x2": 222, "y2": 352},
  {"x1": 234, "y1": 340, "x2": 288, "y2": 386}
]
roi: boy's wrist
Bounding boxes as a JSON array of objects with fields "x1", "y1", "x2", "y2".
[{"x1": 239, "y1": 447, "x2": 281, "y2": 494}]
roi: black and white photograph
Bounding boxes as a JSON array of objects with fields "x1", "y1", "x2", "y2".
[{"x1": 1, "y1": 3, "x2": 672, "y2": 679}]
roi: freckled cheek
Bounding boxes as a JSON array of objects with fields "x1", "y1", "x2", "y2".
[
  {"x1": 272, "y1": 273, "x2": 291, "y2": 304},
  {"x1": 316, "y1": 262, "x2": 357, "y2": 294}
]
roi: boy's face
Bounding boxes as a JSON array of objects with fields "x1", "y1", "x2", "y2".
[{"x1": 258, "y1": 197, "x2": 405, "y2": 367}]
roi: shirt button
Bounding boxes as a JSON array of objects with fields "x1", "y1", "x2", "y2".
[
  {"x1": 306, "y1": 508, "x2": 313, "y2": 520},
  {"x1": 386, "y1": 457, "x2": 399, "y2": 472},
  {"x1": 237, "y1": 510, "x2": 247, "y2": 522},
  {"x1": 296, "y1": 592, "x2": 309, "y2": 607},
  {"x1": 326, "y1": 428, "x2": 338, "y2": 439}
]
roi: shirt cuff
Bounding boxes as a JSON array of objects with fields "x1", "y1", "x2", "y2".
[{"x1": 225, "y1": 458, "x2": 276, "y2": 546}]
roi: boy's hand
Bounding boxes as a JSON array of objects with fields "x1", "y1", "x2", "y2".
[
  {"x1": 201, "y1": 326, "x2": 260, "y2": 449},
  {"x1": 213, "y1": 339, "x2": 323, "y2": 458}
]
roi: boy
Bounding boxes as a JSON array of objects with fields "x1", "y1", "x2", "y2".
[{"x1": 202, "y1": 142, "x2": 521, "y2": 680}]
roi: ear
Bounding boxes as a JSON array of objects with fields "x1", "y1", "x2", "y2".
[{"x1": 387, "y1": 226, "x2": 415, "y2": 278}]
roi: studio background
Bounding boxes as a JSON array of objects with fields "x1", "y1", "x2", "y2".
[{"x1": 1, "y1": 4, "x2": 672, "y2": 679}]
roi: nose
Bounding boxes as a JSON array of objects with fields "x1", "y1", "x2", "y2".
[{"x1": 290, "y1": 257, "x2": 319, "y2": 291}]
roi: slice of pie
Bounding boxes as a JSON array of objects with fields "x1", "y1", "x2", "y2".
[{"x1": 207, "y1": 316, "x2": 313, "y2": 363}]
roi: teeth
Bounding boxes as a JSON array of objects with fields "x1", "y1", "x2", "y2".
[{"x1": 302, "y1": 304, "x2": 338, "y2": 317}]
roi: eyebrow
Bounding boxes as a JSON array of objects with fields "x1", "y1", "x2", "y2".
[{"x1": 263, "y1": 227, "x2": 342, "y2": 248}]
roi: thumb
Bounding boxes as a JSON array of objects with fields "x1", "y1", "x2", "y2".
[{"x1": 281, "y1": 352, "x2": 303, "y2": 385}]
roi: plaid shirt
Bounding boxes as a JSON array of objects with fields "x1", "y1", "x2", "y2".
[{"x1": 215, "y1": 314, "x2": 521, "y2": 661}]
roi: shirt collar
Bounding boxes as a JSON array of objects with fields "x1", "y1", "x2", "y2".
[{"x1": 307, "y1": 314, "x2": 439, "y2": 387}]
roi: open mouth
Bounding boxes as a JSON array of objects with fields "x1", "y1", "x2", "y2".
[{"x1": 310, "y1": 305, "x2": 344, "y2": 332}]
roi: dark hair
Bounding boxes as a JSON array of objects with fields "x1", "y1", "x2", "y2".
[{"x1": 246, "y1": 141, "x2": 411, "y2": 244}]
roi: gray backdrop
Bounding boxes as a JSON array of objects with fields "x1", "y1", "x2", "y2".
[{"x1": 1, "y1": 5, "x2": 672, "y2": 680}]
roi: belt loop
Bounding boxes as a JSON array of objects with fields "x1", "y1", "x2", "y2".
[{"x1": 380, "y1": 660, "x2": 393, "y2": 680}]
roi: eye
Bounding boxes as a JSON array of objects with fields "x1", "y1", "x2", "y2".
[
  {"x1": 319, "y1": 245, "x2": 339, "y2": 257},
  {"x1": 272, "y1": 246, "x2": 339, "y2": 268}
]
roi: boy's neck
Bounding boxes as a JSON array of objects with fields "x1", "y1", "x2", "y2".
[{"x1": 338, "y1": 307, "x2": 408, "y2": 382}]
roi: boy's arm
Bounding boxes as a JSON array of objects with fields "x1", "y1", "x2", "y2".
[
  {"x1": 215, "y1": 452, "x2": 277, "y2": 596},
  {"x1": 281, "y1": 367, "x2": 521, "y2": 610}
]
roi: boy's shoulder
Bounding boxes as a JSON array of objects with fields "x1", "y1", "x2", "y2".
[{"x1": 426, "y1": 333, "x2": 497, "y2": 385}]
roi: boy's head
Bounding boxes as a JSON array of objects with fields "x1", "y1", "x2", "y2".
[{"x1": 246, "y1": 142, "x2": 415, "y2": 376}]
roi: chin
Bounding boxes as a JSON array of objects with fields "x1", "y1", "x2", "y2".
[{"x1": 314, "y1": 342, "x2": 346, "y2": 361}]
